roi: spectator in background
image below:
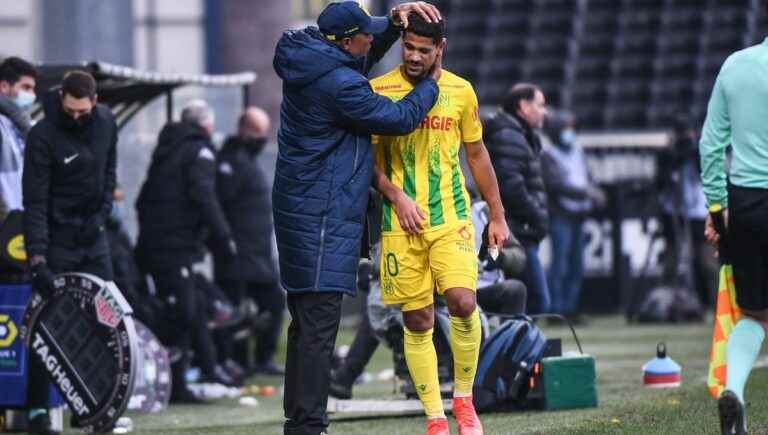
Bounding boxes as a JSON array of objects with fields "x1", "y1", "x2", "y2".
[
  {"x1": 542, "y1": 109, "x2": 604, "y2": 322},
  {"x1": 0, "y1": 57, "x2": 36, "y2": 222},
  {"x1": 214, "y1": 107, "x2": 285, "y2": 375},
  {"x1": 657, "y1": 113, "x2": 716, "y2": 307},
  {"x1": 484, "y1": 83, "x2": 550, "y2": 314},
  {"x1": 135, "y1": 100, "x2": 236, "y2": 403},
  {"x1": 23, "y1": 70, "x2": 117, "y2": 435}
]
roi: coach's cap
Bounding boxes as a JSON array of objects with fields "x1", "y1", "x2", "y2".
[{"x1": 318, "y1": 1, "x2": 389, "y2": 41}]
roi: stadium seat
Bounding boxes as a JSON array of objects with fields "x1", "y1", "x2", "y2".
[
  {"x1": 441, "y1": 0, "x2": 761, "y2": 129},
  {"x1": 607, "y1": 80, "x2": 650, "y2": 102},
  {"x1": 614, "y1": 33, "x2": 658, "y2": 56},
  {"x1": 654, "y1": 56, "x2": 698, "y2": 79},
  {"x1": 656, "y1": 33, "x2": 701, "y2": 55},
  {"x1": 603, "y1": 103, "x2": 648, "y2": 129},
  {"x1": 579, "y1": 32, "x2": 615, "y2": 57},
  {"x1": 610, "y1": 57, "x2": 655, "y2": 80},
  {"x1": 661, "y1": 7, "x2": 703, "y2": 29}
]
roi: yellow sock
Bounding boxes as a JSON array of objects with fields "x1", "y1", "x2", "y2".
[
  {"x1": 450, "y1": 308, "x2": 481, "y2": 396},
  {"x1": 404, "y1": 327, "x2": 444, "y2": 418}
]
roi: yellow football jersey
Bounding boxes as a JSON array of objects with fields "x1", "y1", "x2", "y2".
[{"x1": 371, "y1": 66, "x2": 482, "y2": 234}]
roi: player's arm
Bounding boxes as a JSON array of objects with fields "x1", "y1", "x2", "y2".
[
  {"x1": 465, "y1": 139, "x2": 509, "y2": 247},
  {"x1": 372, "y1": 165, "x2": 425, "y2": 234}
]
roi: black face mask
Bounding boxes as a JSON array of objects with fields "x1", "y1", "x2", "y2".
[
  {"x1": 61, "y1": 111, "x2": 92, "y2": 130},
  {"x1": 242, "y1": 136, "x2": 267, "y2": 155}
]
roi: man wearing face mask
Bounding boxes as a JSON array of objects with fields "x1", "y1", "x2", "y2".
[
  {"x1": 0, "y1": 57, "x2": 37, "y2": 222},
  {"x1": 135, "y1": 99, "x2": 236, "y2": 403},
  {"x1": 541, "y1": 110, "x2": 604, "y2": 322},
  {"x1": 22, "y1": 70, "x2": 117, "y2": 435},
  {"x1": 214, "y1": 107, "x2": 285, "y2": 376}
]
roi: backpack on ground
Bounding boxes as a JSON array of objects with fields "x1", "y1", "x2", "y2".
[{"x1": 472, "y1": 316, "x2": 547, "y2": 412}]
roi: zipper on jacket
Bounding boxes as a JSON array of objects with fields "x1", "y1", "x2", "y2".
[
  {"x1": 352, "y1": 136, "x2": 359, "y2": 173},
  {"x1": 314, "y1": 214, "x2": 328, "y2": 290}
]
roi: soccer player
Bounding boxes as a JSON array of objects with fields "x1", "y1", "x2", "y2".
[{"x1": 371, "y1": 13, "x2": 509, "y2": 435}]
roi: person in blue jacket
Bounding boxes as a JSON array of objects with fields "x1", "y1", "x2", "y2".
[{"x1": 273, "y1": 2, "x2": 442, "y2": 434}]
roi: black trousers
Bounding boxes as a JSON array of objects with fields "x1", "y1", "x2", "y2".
[
  {"x1": 28, "y1": 237, "x2": 113, "y2": 409},
  {"x1": 283, "y1": 292, "x2": 343, "y2": 435},
  {"x1": 334, "y1": 293, "x2": 379, "y2": 387},
  {"x1": 729, "y1": 184, "x2": 768, "y2": 310},
  {"x1": 477, "y1": 279, "x2": 527, "y2": 316},
  {"x1": 146, "y1": 263, "x2": 198, "y2": 396}
]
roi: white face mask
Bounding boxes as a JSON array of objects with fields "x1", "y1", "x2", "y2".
[
  {"x1": 560, "y1": 128, "x2": 576, "y2": 146},
  {"x1": 13, "y1": 90, "x2": 36, "y2": 110}
]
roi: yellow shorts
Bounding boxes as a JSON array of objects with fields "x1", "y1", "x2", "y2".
[{"x1": 380, "y1": 221, "x2": 478, "y2": 312}]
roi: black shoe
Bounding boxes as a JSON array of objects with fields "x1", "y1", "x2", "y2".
[
  {"x1": 329, "y1": 379, "x2": 353, "y2": 399},
  {"x1": 27, "y1": 414, "x2": 60, "y2": 435},
  {"x1": 718, "y1": 390, "x2": 747, "y2": 435},
  {"x1": 170, "y1": 387, "x2": 207, "y2": 404},
  {"x1": 255, "y1": 360, "x2": 285, "y2": 376},
  {"x1": 204, "y1": 364, "x2": 241, "y2": 387},
  {"x1": 223, "y1": 358, "x2": 246, "y2": 380}
]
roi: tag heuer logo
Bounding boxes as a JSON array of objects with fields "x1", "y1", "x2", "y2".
[{"x1": 94, "y1": 287, "x2": 124, "y2": 328}]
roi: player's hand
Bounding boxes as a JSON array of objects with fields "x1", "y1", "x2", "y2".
[
  {"x1": 487, "y1": 215, "x2": 510, "y2": 250},
  {"x1": 391, "y1": 2, "x2": 442, "y2": 28},
  {"x1": 705, "y1": 208, "x2": 728, "y2": 252},
  {"x1": 428, "y1": 38, "x2": 445, "y2": 82},
  {"x1": 392, "y1": 190, "x2": 426, "y2": 234}
]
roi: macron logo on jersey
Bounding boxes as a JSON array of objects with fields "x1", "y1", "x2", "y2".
[{"x1": 419, "y1": 115, "x2": 454, "y2": 131}]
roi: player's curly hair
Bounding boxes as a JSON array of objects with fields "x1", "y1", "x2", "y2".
[{"x1": 404, "y1": 11, "x2": 445, "y2": 45}]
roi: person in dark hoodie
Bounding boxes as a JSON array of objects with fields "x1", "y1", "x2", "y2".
[
  {"x1": 135, "y1": 99, "x2": 236, "y2": 403},
  {"x1": 214, "y1": 107, "x2": 285, "y2": 375},
  {"x1": 0, "y1": 56, "x2": 36, "y2": 222},
  {"x1": 272, "y1": 2, "x2": 442, "y2": 434},
  {"x1": 484, "y1": 83, "x2": 550, "y2": 314},
  {"x1": 541, "y1": 109, "x2": 605, "y2": 322},
  {"x1": 23, "y1": 70, "x2": 116, "y2": 435}
]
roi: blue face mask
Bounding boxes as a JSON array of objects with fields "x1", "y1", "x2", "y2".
[
  {"x1": 13, "y1": 90, "x2": 35, "y2": 110},
  {"x1": 560, "y1": 128, "x2": 576, "y2": 146},
  {"x1": 109, "y1": 203, "x2": 122, "y2": 224}
]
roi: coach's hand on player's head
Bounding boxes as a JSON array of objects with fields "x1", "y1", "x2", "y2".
[
  {"x1": 392, "y1": 1, "x2": 442, "y2": 28},
  {"x1": 428, "y1": 38, "x2": 445, "y2": 82},
  {"x1": 393, "y1": 190, "x2": 426, "y2": 234},
  {"x1": 487, "y1": 215, "x2": 510, "y2": 251}
]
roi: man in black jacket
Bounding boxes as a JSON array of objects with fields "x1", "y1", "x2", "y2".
[
  {"x1": 484, "y1": 83, "x2": 550, "y2": 314},
  {"x1": 23, "y1": 70, "x2": 117, "y2": 435},
  {"x1": 214, "y1": 107, "x2": 285, "y2": 375},
  {"x1": 135, "y1": 99, "x2": 235, "y2": 402}
]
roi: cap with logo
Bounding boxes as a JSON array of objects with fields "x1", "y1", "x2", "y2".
[{"x1": 318, "y1": 1, "x2": 389, "y2": 41}]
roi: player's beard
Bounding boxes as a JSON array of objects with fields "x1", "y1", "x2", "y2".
[{"x1": 404, "y1": 61, "x2": 432, "y2": 81}]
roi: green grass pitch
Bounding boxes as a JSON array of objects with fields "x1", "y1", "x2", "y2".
[{"x1": 62, "y1": 315, "x2": 768, "y2": 434}]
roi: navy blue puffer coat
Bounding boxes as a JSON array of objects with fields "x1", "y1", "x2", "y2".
[{"x1": 272, "y1": 25, "x2": 438, "y2": 295}]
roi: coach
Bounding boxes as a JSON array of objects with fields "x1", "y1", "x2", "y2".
[{"x1": 272, "y1": 2, "x2": 441, "y2": 434}]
